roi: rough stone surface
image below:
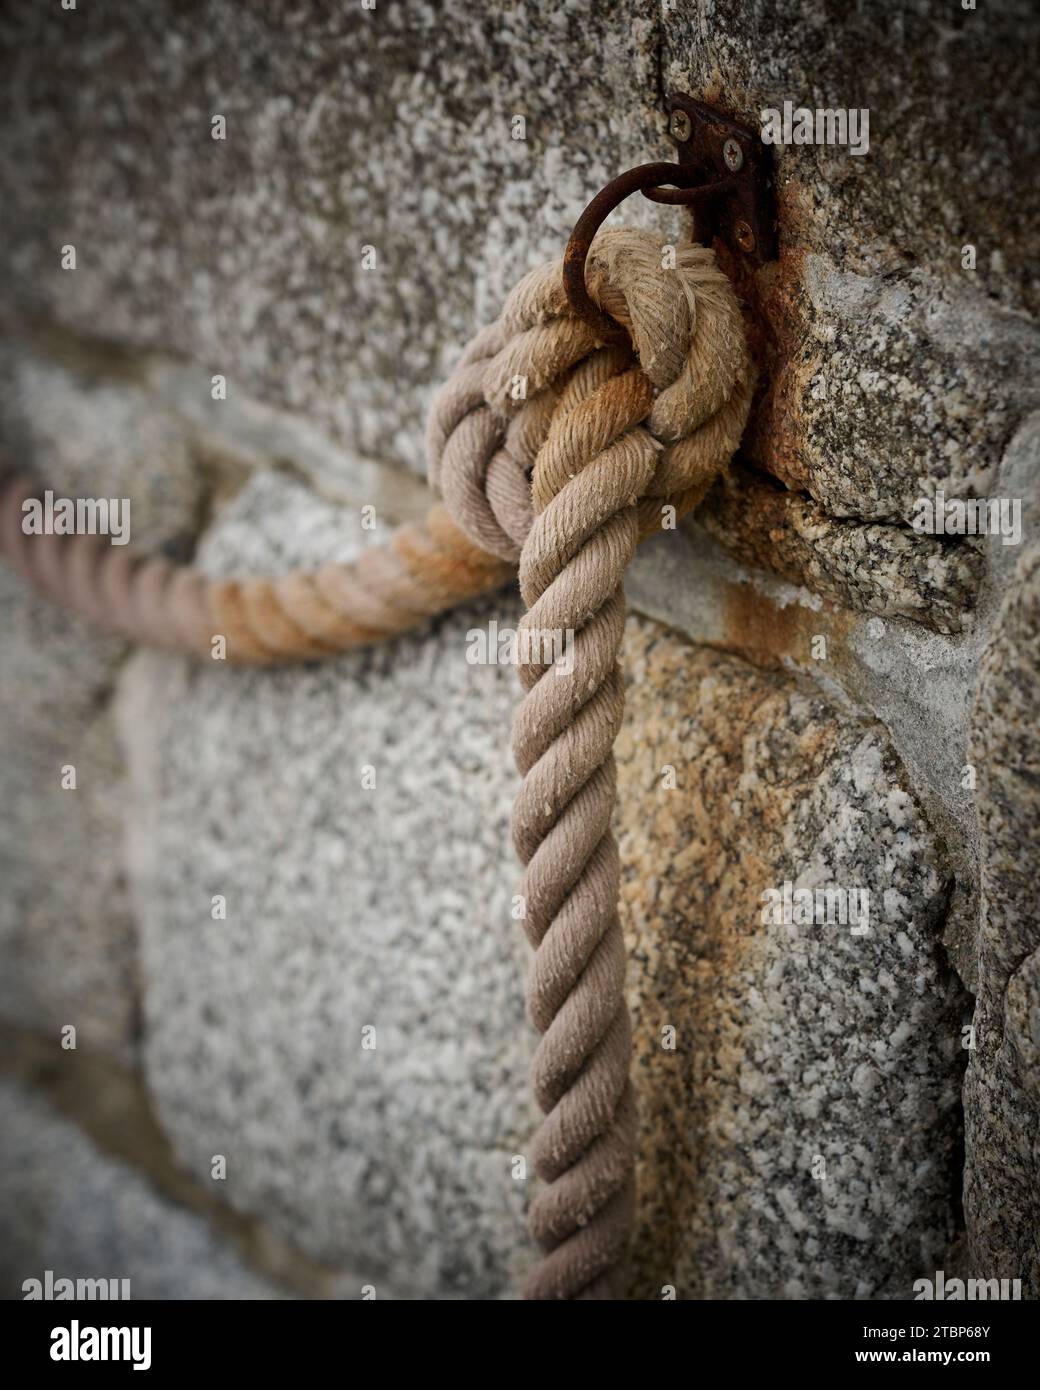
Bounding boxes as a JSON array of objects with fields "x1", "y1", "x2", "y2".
[
  {"x1": 665, "y1": 0, "x2": 1037, "y2": 316},
  {"x1": 617, "y1": 623, "x2": 966, "y2": 1299},
  {"x1": 664, "y1": 2, "x2": 1040, "y2": 521},
  {"x1": 741, "y1": 256, "x2": 1040, "y2": 524},
  {"x1": 0, "y1": 1079, "x2": 287, "y2": 1300},
  {"x1": 117, "y1": 471, "x2": 536, "y2": 1299},
  {"x1": 963, "y1": 537, "x2": 1040, "y2": 1297},
  {"x1": 0, "y1": 0, "x2": 667, "y2": 478},
  {"x1": 0, "y1": 348, "x2": 204, "y2": 556},
  {"x1": 0, "y1": 354, "x2": 206, "y2": 1056},
  {"x1": 628, "y1": 411, "x2": 1040, "y2": 994},
  {"x1": 2, "y1": 0, "x2": 1036, "y2": 528},
  {"x1": 700, "y1": 465, "x2": 983, "y2": 634},
  {"x1": 111, "y1": 469, "x2": 968, "y2": 1298}
]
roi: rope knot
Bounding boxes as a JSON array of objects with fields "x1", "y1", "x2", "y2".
[
  {"x1": 425, "y1": 227, "x2": 753, "y2": 1299},
  {"x1": 426, "y1": 228, "x2": 754, "y2": 563}
]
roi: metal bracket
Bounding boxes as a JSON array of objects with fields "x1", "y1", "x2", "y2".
[
  {"x1": 664, "y1": 94, "x2": 778, "y2": 263},
  {"x1": 562, "y1": 95, "x2": 778, "y2": 338}
]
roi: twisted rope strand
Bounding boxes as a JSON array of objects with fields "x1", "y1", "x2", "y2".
[
  {"x1": 512, "y1": 356, "x2": 652, "y2": 1298},
  {"x1": 0, "y1": 468, "x2": 513, "y2": 662},
  {"x1": 426, "y1": 229, "x2": 752, "y2": 1297}
]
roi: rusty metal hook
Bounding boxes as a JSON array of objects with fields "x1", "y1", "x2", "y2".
[{"x1": 562, "y1": 161, "x2": 735, "y2": 341}]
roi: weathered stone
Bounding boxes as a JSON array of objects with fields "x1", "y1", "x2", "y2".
[
  {"x1": 0, "y1": 348, "x2": 204, "y2": 556},
  {"x1": 664, "y1": 1, "x2": 1037, "y2": 314},
  {"x1": 666, "y1": 0, "x2": 1040, "y2": 519},
  {"x1": 739, "y1": 258, "x2": 1040, "y2": 524},
  {"x1": 628, "y1": 411, "x2": 1040, "y2": 992},
  {"x1": 699, "y1": 465, "x2": 983, "y2": 633},
  {"x1": 0, "y1": 1079, "x2": 286, "y2": 1300},
  {"x1": 617, "y1": 622, "x2": 966, "y2": 1299},
  {"x1": 116, "y1": 471, "x2": 536, "y2": 1299},
  {"x1": 112, "y1": 469, "x2": 968, "y2": 1297},
  {"x1": 0, "y1": 0, "x2": 667, "y2": 479},
  {"x1": 0, "y1": 661, "x2": 135, "y2": 1056},
  {"x1": 963, "y1": 536, "x2": 1040, "y2": 1297},
  {"x1": 0, "y1": 354, "x2": 205, "y2": 1056},
  {"x1": 2, "y1": 0, "x2": 1035, "y2": 528}
]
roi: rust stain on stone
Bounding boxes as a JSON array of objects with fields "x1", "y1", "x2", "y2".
[
  {"x1": 722, "y1": 579, "x2": 797, "y2": 662},
  {"x1": 715, "y1": 180, "x2": 817, "y2": 494},
  {"x1": 703, "y1": 466, "x2": 812, "y2": 592},
  {"x1": 720, "y1": 578, "x2": 850, "y2": 669}
]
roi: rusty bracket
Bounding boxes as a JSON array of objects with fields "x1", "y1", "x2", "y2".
[
  {"x1": 663, "y1": 93, "x2": 778, "y2": 263},
  {"x1": 563, "y1": 95, "x2": 777, "y2": 337}
]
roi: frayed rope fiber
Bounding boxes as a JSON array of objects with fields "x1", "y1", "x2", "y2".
[{"x1": 0, "y1": 228, "x2": 752, "y2": 1298}]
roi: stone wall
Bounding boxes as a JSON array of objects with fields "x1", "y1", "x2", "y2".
[{"x1": 0, "y1": 1, "x2": 1037, "y2": 1299}]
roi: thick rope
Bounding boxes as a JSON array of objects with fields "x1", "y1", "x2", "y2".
[
  {"x1": 0, "y1": 227, "x2": 752, "y2": 1298},
  {"x1": 0, "y1": 318, "x2": 516, "y2": 664},
  {"x1": 0, "y1": 471, "x2": 511, "y2": 663},
  {"x1": 427, "y1": 229, "x2": 752, "y2": 1297}
]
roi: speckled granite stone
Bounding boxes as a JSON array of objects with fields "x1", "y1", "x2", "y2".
[
  {"x1": 117, "y1": 471, "x2": 536, "y2": 1299},
  {"x1": 0, "y1": 1080, "x2": 286, "y2": 1299},
  {"x1": 663, "y1": 1, "x2": 1040, "y2": 521},
  {"x1": 0, "y1": 0, "x2": 667, "y2": 478},
  {"x1": 0, "y1": 356, "x2": 204, "y2": 1056},
  {"x1": 114, "y1": 469, "x2": 968, "y2": 1297},
  {"x1": 662, "y1": 0, "x2": 1036, "y2": 316},
  {"x1": 745, "y1": 255, "x2": 1040, "y2": 525},
  {"x1": 964, "y1": 537, "x2": 1040, "y2": 1297},
  {"x1": 616, "y1": 621, "x2": 967, "y2": 1299},
  {"x1": 699, "y1": 465, "x2": 983, "y2": 634},
  {"x1": 1, "y1": 0, "x2": 1036, "y2": 530}
]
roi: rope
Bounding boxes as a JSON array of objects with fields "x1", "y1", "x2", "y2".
[
  {"x1": 427, "y1": 229, "x2": 752, "y2": 1297},
  {"x1": 0, "y1": 228, "x2": 752, "y2": 1298},
  {"x1": 0, "y1": 322, "x2": 518, "y2": 663},
  {"x1": 0, "y1": 475, "x2": 512, "y2": 662}
]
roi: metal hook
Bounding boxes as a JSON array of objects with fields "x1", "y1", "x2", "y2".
[
  {"x1": 562, "y1": 161, "x2": 735, "y2": 340},
  {"x1": 562, "y1": 97, "x2": 778, "y2": 340}
]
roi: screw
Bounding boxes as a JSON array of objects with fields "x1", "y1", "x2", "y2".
[
  {"x1": 723, "y1": 138, "x2": 744, "y2": 172},
  {"x1": 734, "y1": 219, "x2": 756, "y2": 253},
  {"x1": 669, "y1": 109, "x2": 692, "y2": 143}
]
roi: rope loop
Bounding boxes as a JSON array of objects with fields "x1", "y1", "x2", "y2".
[
  {"x1": 427, "y1": 229, "x2": 752, "y2": 1299},
  {"x1": 427, "y1": 228, "x2": 753, "y2": 564}
]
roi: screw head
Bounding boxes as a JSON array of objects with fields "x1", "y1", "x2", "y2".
[
  {"x1": 734, "y1": 219, "x2": 756, "y2": 253},
  {"x1": 669, "y1": 109, "x2": 692, "y2": 143},
  {"x1": 723, "y1": 138, "x2": 745, "y2": 172}
]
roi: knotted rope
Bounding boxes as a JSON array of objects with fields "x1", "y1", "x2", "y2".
[
  {"x1": 426, "y1": 229, "x2": 752, "y2": 1297},
  {"x1": 0, "y1": 227, "x2": 752, "y2": 1298}
]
